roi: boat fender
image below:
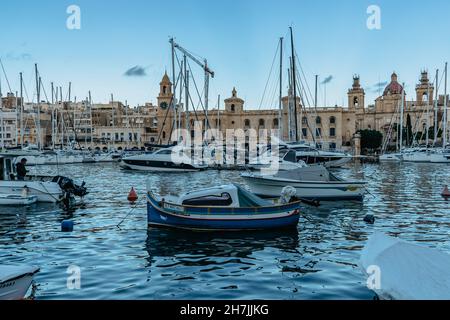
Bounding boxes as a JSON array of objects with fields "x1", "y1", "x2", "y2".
[
  {"x1": 280, "y1": 186, "x2": 297, "y2": 204},
  {"x1": 128, "y1": 187, "x2": 138, "y2": 202},
  {"x1": 442, "y1": 185, "x2": 450, "y2": 198},
  {"x1": 364, "y1": 215, "x2": 375, "y2": 225},
  {"x1": 61, "y1": 220, "x2": 74, "y2": 232},
  {"x1": 22, "y1": 185, "x2": 30, "y2": 198}
]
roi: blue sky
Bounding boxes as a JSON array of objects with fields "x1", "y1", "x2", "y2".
[{"x1": 1, "y1": 0, "x2": 449, "y2": 108}]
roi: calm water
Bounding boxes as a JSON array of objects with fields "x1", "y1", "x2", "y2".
[{"x1": 0, "y1": 162, "x2": 449, "y2": 300}]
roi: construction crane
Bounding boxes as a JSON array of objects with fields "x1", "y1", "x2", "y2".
[{"x1": 169, "y1": 38, "x2": 214, "y2": 127}]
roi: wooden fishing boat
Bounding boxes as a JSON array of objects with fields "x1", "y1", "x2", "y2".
[
  {"x1": 0, "y1": 265, "x2": 39, "y2": 300},
  {"x1": 147, "y1": 184, "x2": 301, "y2": 231}
]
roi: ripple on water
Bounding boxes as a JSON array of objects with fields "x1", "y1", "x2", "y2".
[{"x1": 0, "y1": 162, "x2": 449, "y2": 299}]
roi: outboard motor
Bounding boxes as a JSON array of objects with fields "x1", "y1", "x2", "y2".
[{"x1": 52, "y1": 176, "x2": 88, "y2": 198}]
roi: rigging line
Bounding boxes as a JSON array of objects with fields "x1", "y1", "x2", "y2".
[
  {"x1": 39, "y1": 78, "x2": 50, "y2": 102},
  {"x1": 0, "y1": 58, "x2": 13, "y2": 92},
  {"x1": 186, "y1": 60, "x2": 212, "y2": 131},
  {"x1": 258, "y1": 41, "x2": 280, "y2": 110},
  {"x1": 295, "y1": 51, "x2": 315, "y2": 107}
]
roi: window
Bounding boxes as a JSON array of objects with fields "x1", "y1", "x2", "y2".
[
  {"x1": 259, "y1": 119, "x2": 265, "y2": 128},
  {"x1": 329, "y1": 116, "x2": 336, "y2": 124},
  {"x1": 273, "y1": 118, "x2": 279, "y2": 128},
  {"x1": 329, "y1": 143, "x2": 336, "y2": 150},
  {"x1": 302, "y1": 117, "x2": 308, "y2": 125},
  {"x1": 244, "y1": 119, "x2": 251, "y2": 128},
  {"x1": 163, "y1": 86, "x2": 167, "y2": 94},
  {"x1": 316, "y1": 116, "x2": 322, "y2": 125},
  {"x1": 231, "y1": 104, "x2": 235, "y2": 112},
  {"x1": 302, "y1": 128, "x2": 308, "y2": 138},
  {"x1": 329, "y1": 128, "x2": 336, "y2": 137},
  {"x1": 316, "y1": 128, "x2": 322, "y2": 137},
  {"x1": 353, "y1": 97, "x2": 359, "y2": 107},
  {"x1": 162, "y1": 131, "x2": 166, "y2": 139}
]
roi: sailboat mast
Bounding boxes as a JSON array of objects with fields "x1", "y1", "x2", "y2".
[
  {"x1": 20, "y1": 72, "x2": 24, "y2": 148},
  {"x1": 434, "y1": 69, "x2": 439, "y2": 145},
  {"x1": 35, "y1": 64, "x2": 41, "y2": 150},
  {"x1": 426, "y1": 82, "x2": 430, "y2": 147},
  {"x1": 443, "y1": 62, "x2": 448, "y2": 149},
  {"x1": 289, "y1": 27, "x2": 299, "y2": 142},
  {"x1": 278, "y1": 37, "x2": 283, "y2": 140},
  {"x1": 184, "y1": 55, "x2": 189, "y2": 135},
  {"x1": 400, "y1": 82, "x2": 405, "y2": 152},
  {"x1": 171, "y1": 38, "x2": 178, "y2": 142}
]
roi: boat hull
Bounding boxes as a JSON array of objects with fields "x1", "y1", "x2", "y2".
[
  {"x1": 121, "y1": 160, "x2": 205, "y2": 172},
  {"x1": 0, "y1": 266, "x2": 39, "y2": 300},
  {"x1": 147, "y1": 193, "x2": 300, "y2": 231},
  {"x1": 242, "y1": 174, "x2": 365, "y2": 201},
  {"x1": 0, "y1": 195, "x2": 38, "y2": 206},
  {"x1": 0, "y1": 182, "x2": 62, "y2": 203}
]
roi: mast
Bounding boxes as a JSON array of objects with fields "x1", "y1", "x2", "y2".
[
  {"x1": 399, "y1": 82, "x2": 405, "y2": 152},
  {"x1": 217, "y1": 94, "x2": 220, "y2": 132},
  {"x1": 443, "y1": 62, "x2": 448, "y2": 149},
  {"x1": 426, "y1": 81, "x2": 430, "y2": 147},
  {"x1": 278, "y1": 37, "x2": 283, "y2": 140},
  {"x1": 290, "y1": 27, "x2": 299, "y2": 142},
  {"x1": 184, "y1": 55, "x2": 189, "y2": 135},
  {"x1": 15, "y1": 90, "x2": 18, "y2": 147},
  {"x1": 20, "y1": 72, "x2": 24, "y2": 148},
  {"x1": 434, "y1": 69, "x2": 439, "y2": 145},
  {"x1": 35, "y1": 64, "x2": 41, "y2": 150},
  {"x1": 171, "y1": 38, "x2": 178, "y2": 142},
  {"x1": 287, "y1": 67, "x2": 292, "y2": 141},
  {"x1": 111, "y1": 94, "x2": 115, "y2": 149},
  {"x1": 89, "y1": 91, "x2": 93, "y2": 148},
  {"x1": 51, "y1": 82, "x2": 55, "y2": 149}
]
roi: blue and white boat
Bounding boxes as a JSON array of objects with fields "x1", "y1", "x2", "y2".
[{"x1": 146, "y1": 184, "x2": 301, "y2": 231}]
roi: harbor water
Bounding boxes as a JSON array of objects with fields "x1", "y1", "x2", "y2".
[{"x1": 0, "y1": 162, "x2": 449, "y2": 300}]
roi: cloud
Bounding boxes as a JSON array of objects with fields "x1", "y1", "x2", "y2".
[
  {"x1": 321, "y1": 75, "x2": 333, "y2": 84},
  {"x1": 4, "y1": 52, "x2": 32, "y2": 61},
  {"x1": 124, "y1": 65, "x2": 147, "y2": 77},
  {"x1": 371, "y1": 81, "x2": 388, "y2": 93}
]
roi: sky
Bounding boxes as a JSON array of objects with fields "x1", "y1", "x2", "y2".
[{"x1": 1, "y1": 0, "x2": 449, "y2": 109}]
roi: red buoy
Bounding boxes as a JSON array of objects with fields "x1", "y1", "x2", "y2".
[
  {"x1": 128, "y1": 187, "x2": 138, "y2": 202},
  {"x1": 442, "y1": 185, "x2": 450, "y2": 198}
]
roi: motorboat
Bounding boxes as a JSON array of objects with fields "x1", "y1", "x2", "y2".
[
  {"x1": 241, "y1": 165, "x2": 366, "y2": 201},
  {"x1": 146, "y1": 184, "x2": 301, "y2": 231},
  {"x1": 0, "y1": 194, "x2": 38, "y2": 206},
  {"x1": 120, "y1": 147, "x2": 207, "y2": 172},
  {"x1": 0, "y1": 155, "x2": 88, "y2": 203},
  {"x1": 360, "y1": 232, "x2": 450, "y2": 300},
  {"x1": 282, "y1": 142, "x2": 353, "y2": 168},
  {"x1": 0, "y1": 265, "x2": 40, "y2": 300},
  {"x1": 379, "y1": 153, "x2": 403, "y2": 162},
  {"x1": 247, "y1": 148, "x2": 307, "y2": 172}
]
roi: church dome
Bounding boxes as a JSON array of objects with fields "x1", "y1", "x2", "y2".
[{"x1": 383, "y1": 72, "x2": 403, "y2": 96}]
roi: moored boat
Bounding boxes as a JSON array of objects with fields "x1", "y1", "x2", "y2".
[
  {"x1": 0, "y1": 194, "x2": 38, "y2": 206},
  {"x1": 146, "y1": 184, "x2": 301, "y2": 231},
  {"x1": 360, "y1": 232, "x2": 450, "y2": 300},
  {"x1": 241, "y1": 165, "x2": 366, "y2": 201},
  {"x1": 0, "y1": 265, "x2": 39, "y2": 300}
]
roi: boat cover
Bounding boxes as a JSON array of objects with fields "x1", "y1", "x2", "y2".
[
  {"x1": 275, "y1": 166, "x2": 335, "y2": 182},
  {"x1": 360, "y1": 232, "x2": 450, "y2": 300},
  {"x1": 0, "y1": 265, "x2": 40, "y2": 283},
  {"x1": 234, "y1": 184, "x2": 272, "y2": 207}
]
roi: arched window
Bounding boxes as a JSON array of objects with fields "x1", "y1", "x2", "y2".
[
  {"x1": 162, "y1": 131, "x2": 166, "y2": 139},
  {"x1": 302, "y1": 117, "x2": 308, "y2": 125},
  {"x1": 353, "y1": 97, "x2": 359, "y2": 107},
  {"x1": 259, "y1": 119, "x2": 265, "y2": 128},
  {"x1": 316, "y1": 116, "x2": 322, "y2": 125},
  {"x1": 231, "y1": 104, "x2": 235, "y2": 112},
  {"x1": 163, "y1": 86, "x2": 167, "y2": 95},
  {"x1": 329, "y1": 116, "x2": 336, "y2": 125},
  {"x1": 273, "y1": 118, "x2": 279, "y2": 128},
  {"x1": 244, "y1": 119, "x2": 250, "y2": 128}
]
